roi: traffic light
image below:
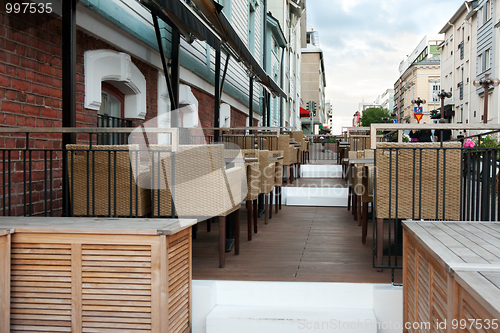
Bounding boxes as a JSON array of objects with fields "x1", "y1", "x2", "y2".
[
  {"x1": 312, "y1": 101, "x2": 317, "y2": 117},
  {"x1": 430, "y1": 110, "x2": 438, "y2": 117},
  {"x1": 306, "y1": 101, "x2": 310, "y2": 111}
]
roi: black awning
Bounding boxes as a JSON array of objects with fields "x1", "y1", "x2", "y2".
[
  {"x1": 192, "y1": 0, "x2": 286, "y2": 98},
  {"x1": 140, "y1": 0, "x2": 221, "y2": 49}
]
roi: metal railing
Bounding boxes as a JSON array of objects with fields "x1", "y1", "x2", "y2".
[
  {"x1": 1, "y1": 127, "x2": 179, "y2": 218},
  {"x1": 97, "y1": 114, "x2": 133, "y2": 145},
  {"x1": 368, "y1": 124, "x2": 500, "y2": 281}
]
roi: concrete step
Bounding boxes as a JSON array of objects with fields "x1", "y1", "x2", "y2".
[
  {"x1": 301, "y1": 165, "x2": 343, "y2": 178},
  {"x1": 193, "y1": 281, "x2": 403, "y2": 333},
  {"x1": 282, "y1": 187, "x2": 348, "y2": 207},
  {"x1": 206, "y1": 305, "x2": 377, "y2": 333}
]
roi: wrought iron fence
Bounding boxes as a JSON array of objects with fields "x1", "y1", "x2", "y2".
[
  {"x1": 372, "y1": 142, "x2": 500, "y2": 281},
  {"x1": 0, "y1": 128, "x2": 179, "y2": 218}
]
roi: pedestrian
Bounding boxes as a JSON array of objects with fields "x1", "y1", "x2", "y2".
[
  {"x1": 417, "y1": 123, "x2": 432, "y2": 142},
  {"x1": 409, "y1": 130, "x2": 419, "y2": 142},
  {"x1": 434, "y1": 119, "x2": 452, "y2": 142}
]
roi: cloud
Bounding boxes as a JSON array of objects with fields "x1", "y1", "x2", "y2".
[{"x1": 307, "y1": 0, "x2": 463, "y2": 117}]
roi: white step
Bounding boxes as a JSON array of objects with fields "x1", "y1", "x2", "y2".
[
  {"x1": 192, "y1": 281, "x2": 403, "y2": 333},
  {"x1": 283, "y1": 187, "x2": 348, "y2": 207},
  {"x1": 301, "y1": 165, "x2": 343, "y2": 178},
  {"x1": 206, "y1": 305, "x2": 377, "y2": 333}
]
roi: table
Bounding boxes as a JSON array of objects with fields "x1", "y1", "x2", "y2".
[
  {"x1": 403, "y1": 220, "x2": 500, "y2": 332},
  {"x1": 0, "y1": 217, "x2": 196, "y2": 333}
]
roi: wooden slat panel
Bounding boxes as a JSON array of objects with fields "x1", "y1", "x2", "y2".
[
  {"x1": 81, "y1": 244, "x2": 152, "y2": 331},
  {"x1": 10, "y1": 242, "x2": 72, "y2": 332},
  {"x1": 0, "y1": 233, "x2": 11, "y2": 333},
  {"x1": 167, "y1": 233, "x2": 190, "y2": 333}
]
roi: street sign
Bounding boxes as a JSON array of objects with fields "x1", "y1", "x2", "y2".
[
  {"x1": 392, "y1": 119, "x2": 397, "y2": 124},
  {"x1": 414, "y1": 106, "x2": 423, "y2": 113},
  {"x1": 414, "y1": 113, "x2": 423, "y2": 122}
]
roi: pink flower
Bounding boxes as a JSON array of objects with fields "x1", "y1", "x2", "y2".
[{"x1": 464, "y1": 140, "x2": 475, "y2": 148}]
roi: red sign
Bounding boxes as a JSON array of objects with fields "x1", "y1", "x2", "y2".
[{"x1": 414, "y1": 113, "x2": 423, "y2": 123}]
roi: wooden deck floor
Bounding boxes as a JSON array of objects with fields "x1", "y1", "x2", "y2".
[{"x1": 192, "y1": 204, "x2": 402, "y2": 284}]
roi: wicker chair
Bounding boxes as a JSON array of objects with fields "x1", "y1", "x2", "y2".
[
  {"x1": 258, "y1": 150, "x2": 276, "y2": 225},
  {"x1": 149, "y1": 144, "x2": 242, "y2": 268},
  {"x1": 270, "y1": 150, "x2": 284, "y2": 215},
  {"x1": 258, "y1": 134, "x2": 295, "y2": 184},
  {"x1": 238, "y1": 149, "x2": 260, "y2": 240},
  {"x1": 66, "y1": 144, "x2": 151, "y2": 217},
  {"x1": 220, "y1": 134, "x2": 255, "y2": 150},
  {"x1": 374, "y1": 142, "x2": 461, "y2": 267}
]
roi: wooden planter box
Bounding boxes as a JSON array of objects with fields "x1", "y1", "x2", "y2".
[
  {"x1": 0, "y1": 217, "x2": 196, "y2": 333},
  {"x1": 403, "y1": 221, "x2": 500, "y2": 333}
]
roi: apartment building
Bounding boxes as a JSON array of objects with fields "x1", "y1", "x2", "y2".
[
  {"x1": 301, "y1": 25, "x2": 326, "y2": 134},
  {"x1": 394, "y1": 35, "x2": 443, "y2": 123}
]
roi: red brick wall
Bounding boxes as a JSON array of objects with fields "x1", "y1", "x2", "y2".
[{"x1": 0, "y1": 4, "x2": 159, "y2": 216}]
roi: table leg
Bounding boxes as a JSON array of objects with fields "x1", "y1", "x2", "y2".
[
  {"x1": 275, "y1": 187, "x2": 279, "y2": 214},
  {"x1": 253, "y1": 199, "x2": 258, "y2": 233},
  {"x1": 362, "y1": 201, "x2": 368, "y2": 244},
  {"x1": 207, "y1": 218, "x2": 211, "y2": 232},
  {"x1": 348, "y1": 186, "x2": 352, "y2": 211},
  {"x1": 247, "y1": 201, "x2": 252, "y2": 241},
  {"x1": 269, "y1": 190, "x2": 273, "y2": 220},
  {"x1": 264, "y1": 193, "x2": 269, "y2": 225},
  {"x1": 353, "y1": 192, "x2": 357, "y2": 220},
  {"x1": 357, "y1": 195, "x2": 362, "y2": 226},
  {"x1": 219, "y1": 216, "x2": 225, "y2": 268},
  {"x1": 235, "y1": 209, "x2": 240, "y2": 255},
  {"x1": 279, "y1": 186, "x2": 282, "y2": 210},
  {"x1": 376, "y1": 218, "x2": 384, "y2": 271}
]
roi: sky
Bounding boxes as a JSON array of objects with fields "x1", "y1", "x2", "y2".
[{"x1": 306, "y1": 0, "x2": 464, "y2": 125}]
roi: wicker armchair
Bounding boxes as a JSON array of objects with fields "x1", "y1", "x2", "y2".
[
  {"x1": 66, "y1": 144, "x2": 151, "y2": 217},
  {"x1": 149, "y1": 144, "x2": 242, "y2": 268}
]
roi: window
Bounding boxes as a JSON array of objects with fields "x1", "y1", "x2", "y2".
[
  {"x1": 478, "y1": 53, "x2": 483, "y2": 72},
  {"x1": 478, "y1": 7, "x2": 483, "y2": 26},
  {"x1": 98, "y1": 82, "x2": 129, "y2": 144},
  {"x1": 486, "y1": 0, "x2": 491, "y2": 21},
  {"x1": 485, "y1": 49, "x2": 490, "y2": 70},
  {"x1": 248, "y1": 1, "x2": 257, "y2": 55},
  {"x1": 431, "y1": 84, "x2": 440, "y2": 102}
]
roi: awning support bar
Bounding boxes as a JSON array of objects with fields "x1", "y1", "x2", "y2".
[{"x1": 152, "y1": 14, "x2": 178, "y2": 111}]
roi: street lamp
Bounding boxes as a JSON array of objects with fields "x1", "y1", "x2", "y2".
[
  {"x1": 473, "y1": 74, "x2": 500, "y2": 124},
  {"x1": 435, "y1": 90, "x2": 452, "y2": 120}
]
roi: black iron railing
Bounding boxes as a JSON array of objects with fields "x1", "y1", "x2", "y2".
[
  {"x1": 372, "y1": 143, "x2": 500, "y2": 281},
  {"x1": 97, "y1": 114, "x2": 133, "y2": 145}
]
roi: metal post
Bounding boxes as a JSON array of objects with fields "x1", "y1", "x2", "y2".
[
  {"x1": 62, "y1": 0, "x2": 77, "y2": 217},
  {"x1": 214, "y1": 47, "x2": 221, "y2": 142},
  {"x1": 483, "y1": 85, "x2": 489, "y2": 124},
  {"x1": 171, "y1": 27, "x2": 181, "y2": 123},
  {"x1": 440, "y1": 90, "x2": 445, "y2": 120},
  {"x1": 249, "y1": 76, "x2": 254, "y2": 129}
]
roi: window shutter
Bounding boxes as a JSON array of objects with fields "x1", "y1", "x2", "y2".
[{"x1": 484, "y1": 4, "x2": 487, "y2": 23}]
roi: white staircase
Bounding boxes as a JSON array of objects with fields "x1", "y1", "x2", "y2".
[
  {"x1": 300, "y1": 165, "x2": 343, "y2": 178},
  {"x1": 193, "y1": 281, "x2": 403, "y2": 333},
  {"x1": 281, "y1": 164, "x2": 348, "y2": 207},
  {"x1": 283, "y1": 187, "x2": 348, "y2": 207}
]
